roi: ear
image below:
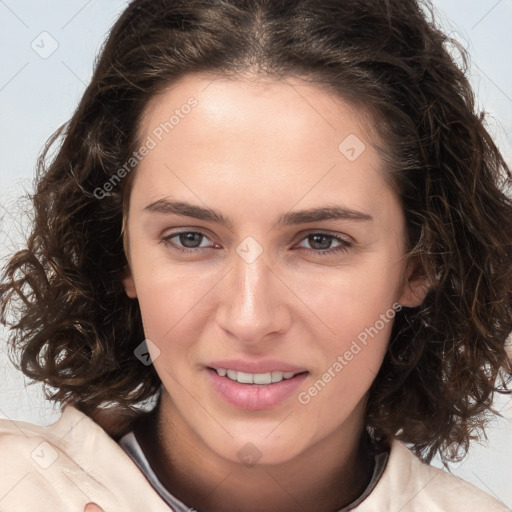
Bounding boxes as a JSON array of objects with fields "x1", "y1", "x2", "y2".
[
  {"x1": 121, "y1": 265, "x2": 137, "y2": 299},
  {"x1": 398, "y1": 257, "x2": 431, "y2": 308}
]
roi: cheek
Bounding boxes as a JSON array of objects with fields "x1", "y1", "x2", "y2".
[
  {"x1": 135, "y1": 274, "x2": 204, "y2": 340},
  {"x1": 287, "y1": 251, "x2": 403, "y2": 342},
  {"x1": 298, "y1": 294, "x2": 396, "y2": 434},
  {"x1": 130, "y1": 249, "x2": 223, "y2": 359}
]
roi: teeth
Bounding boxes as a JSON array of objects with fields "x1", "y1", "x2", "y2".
[
  {"x1": 271, "y1": 371, "x2": 283, "y2": 383},
  {"x1": 254, "y1": 373, "x2": 272, "y2": 385},
  {"x1": 237, "y1": 371, "x2": 254, "y2": 384},
  {"x1": 215, "y1": 368, "x2": 299, "y2": 384}
]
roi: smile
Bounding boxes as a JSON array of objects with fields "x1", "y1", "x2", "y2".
[
  {"x1": 207, "y1": 367, "x2": 309, "y2": 410},
  {"x1": 213, "y1": 368, "x2": 301, "y2": 385}
]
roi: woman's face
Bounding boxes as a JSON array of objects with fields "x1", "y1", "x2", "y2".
[{"x1": 122, "y1": 74, "x2": 426, "y2": 465}]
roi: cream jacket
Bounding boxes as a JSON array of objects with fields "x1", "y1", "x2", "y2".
[{"x1": 0, "y1": 405, "x2": 510, "y2": 511}]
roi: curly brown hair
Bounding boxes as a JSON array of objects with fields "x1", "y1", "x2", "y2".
[{"x1": 1, "y1": 0, "x2": 511, "y2": 465}]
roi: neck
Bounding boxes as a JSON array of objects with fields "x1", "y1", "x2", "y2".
[{"x1": 134, "y1": 394, "x2": 375, "y2": 512}]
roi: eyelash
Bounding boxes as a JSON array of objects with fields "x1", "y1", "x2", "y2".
[{"x1": 160, "y1": 231, "x2": 352, "y2": 256}]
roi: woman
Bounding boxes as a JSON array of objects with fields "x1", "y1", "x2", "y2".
[{"x1": 1, "y1": 0, "x2": 511, "y2": 511}]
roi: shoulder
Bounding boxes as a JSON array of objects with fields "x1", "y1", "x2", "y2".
[
  {"x1": 0, "y1": 405, "x2": 169, "y2": 511},
  {"x1": 355, "y1": 439, "x2": 511, "y2": 512}
]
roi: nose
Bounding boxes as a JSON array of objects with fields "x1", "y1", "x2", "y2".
[{"x1": 215, "y1": 248, "x2": 292, "y2": 345}]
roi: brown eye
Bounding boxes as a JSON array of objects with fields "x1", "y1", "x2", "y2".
[
  {"x1": 176, "y1": 232, "x2": 204, "y2": 249},
  {"x1": 161, "y1": 231, "x2": 213, "y2": 253},
  {"x1": 298, "y1": 233, "x2": 352, "y2": 255}
]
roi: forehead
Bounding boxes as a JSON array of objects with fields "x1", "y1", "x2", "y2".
[
  {"x1": 130, "y1": 73, "x2": 400, "y2": 232},
  {"x1": 139, "y1": 73, "x2": 378, "y2": 156}
]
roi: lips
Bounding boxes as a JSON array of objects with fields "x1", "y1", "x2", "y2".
[{"x1": 206, "y1": 359, "x2": 308, "y2": 410}]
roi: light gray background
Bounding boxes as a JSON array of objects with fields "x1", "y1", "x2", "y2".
[{"x1": 0, "y1": 0, "x2": 511, "y2": 508}]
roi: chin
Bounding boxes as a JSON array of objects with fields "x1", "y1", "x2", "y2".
[{"x1": 213, "y1": 435, "x2": 307, "y2": 467}]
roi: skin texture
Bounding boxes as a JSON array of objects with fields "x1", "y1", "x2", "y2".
[{"x1": 117, "y1": 74, "x2": 428, "y2": 512}]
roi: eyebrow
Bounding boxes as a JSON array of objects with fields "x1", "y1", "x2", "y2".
[{"x1": 143, "y1": 198, "x2": 373, "y2": 228}]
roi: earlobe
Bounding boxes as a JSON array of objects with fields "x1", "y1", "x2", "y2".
[
  {"x1": 121, "y1": 265, "x2": 137, "y2": 298},
  {"x1": 398, "y1": 259, "x2": 431, "y2": 308}
]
